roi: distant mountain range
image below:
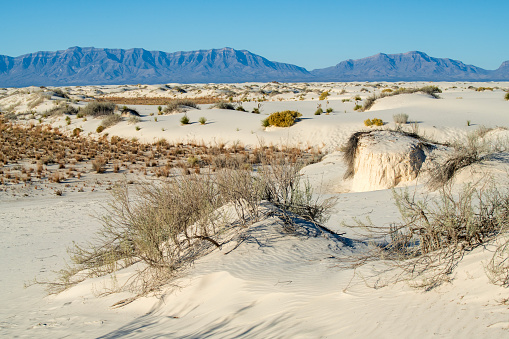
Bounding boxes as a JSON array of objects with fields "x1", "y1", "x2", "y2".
[{"x1": 0, "y1": 47, "x2": 507, "y2": 86}]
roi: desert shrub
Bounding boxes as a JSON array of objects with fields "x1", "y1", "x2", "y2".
[
  {"x1": 393, "y1": 113, "x2": 409, "y2": 124},
  {"x1": 47, "y1": 104, "x2": 79, "y2": 116},
  {"x1": 91, "y1": 157, "x2": 106, "y2": 173},
  {"x1": 266, "y1": 110, "x2": 302, "y2": 127},
  {"x1": 347, "y1": 183, "x2": 509, "y2": 290},
  {"x1": 354, "y1": 104, "x2": 362, "y2": 111},
  {"x1": 235, "y1": 105, "x2": 247, "y2": 112},
  {"x1": 261, "y1": 118, "x2": 270, "y2": 128},
  {"x1": 199, "y1": 116, "x2": 207, "y2": 125},
  {"x1": 476, "y1": 87, "x2": 494, "y2": 91},
  {"x1": 81, "y1": 102, "x2": 116, "y2": 117},
  {"x1": 211, "y1": 102, "x2": 235, "y2": 110},
  {"x1": 505, "y1": 92, "x2": 509, "y2": 101},
  {"x1": 314, "y1": 108, "x2": 323, "y2": 115},
  {"x1": 427, "y1": 135, "x2": 490, "y2": 190},
  {"x1": 326, "y1": 108, "x2": 333, "y2": 114},
  {"x1": 101, "y1": 114, "x2": 123, "y2": 128},
  {"x1": 52, "y1": 88, "x2": 69, "y2": 99},
  {"x1": 382, "y1": 88, "x2": 393, "y2": 93},
  {"x1": 128, "y1": 116, "x2": 141, "y2": 125},
  {"x1": 72, "y1": 128, "x2": 82, "y2": 137},
  {"x1": 96, "y1": 125, "x2": 105, "y2": 133},
  {"x1": 364, "y1": 118, "x2": 383, "y2": 127},
  {"x1": 319, "y1": 91, "x2": 330, "y2": 100},
  {"x1": 180, "y1": 114, "x2": 190, "y2": 125},
  {"x1": 56, "y1": 156, "x2": 334, "y2": 302},
  {"x1": 164, "y1": 99, "x2": 198, "y2": 114}
]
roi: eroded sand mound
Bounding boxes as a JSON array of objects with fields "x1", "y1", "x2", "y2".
[{"x1": 345, "y1": 130, "x2": 440, "y2": 192}]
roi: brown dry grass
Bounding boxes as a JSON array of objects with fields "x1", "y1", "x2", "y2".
[{"x1": 96, "y1": 96, "x2": 222, "y2": 105}]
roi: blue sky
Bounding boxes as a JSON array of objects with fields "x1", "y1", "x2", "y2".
[{"x1": 1, "y1": 0, "x2": 507, "y2": 70}]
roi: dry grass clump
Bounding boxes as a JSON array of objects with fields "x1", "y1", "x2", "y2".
[
  {"x1": 362, "y1": 86, "x2": 442, "y2": 111},
  {"x1": 80, "y1": 102, "x2": 116, "y2": 117},
  {"x1": 97, "y1": 96, "x2": 221, "y2": 105},
  {"x1": 101, "y1": 114, "x2": 123, "y2": 128},
  {"x1": 47, "y1": 104, "x2": 79, "y2": 116},
  {"x1": 164, "y1": 99, "x2": 199, "y2": 114},
  {"x1": 393, "y1": 113, "x2": 409, "y2": 125},
  {"x1": 427, "y1": 133, "x2": 502, "y2": 190},
  {"x1": 210, "y1": 101, "x2": 235, "y2": 110}
]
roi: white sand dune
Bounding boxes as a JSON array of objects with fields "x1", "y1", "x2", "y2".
[{"x1": 1, "y1": 81, "x2": 509, "y2": 338}]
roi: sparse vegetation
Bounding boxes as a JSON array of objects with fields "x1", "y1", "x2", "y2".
[
  {"x1": 164, "y1": 99, "x2": 198, "y2": 114},
  {"x1": 211, "y1": 102, "x2": 235, "y2": 110},
  {"x1": 101, "y1": 114, "x2": 123, "y2": 128},
  {"x1": 319, "y1": 91, "x2": 330, "y2": 100},
  {"x1": 80, "y1": 102, "x2": 116, "y2": 117},
  {"x1": 505, "y1": 92, "x2": 509, "y2": 101},
  {"x1": 393, "y1": 113, "x2": 409, "y2": 125},
  {"x1": 199, "y1": 116, "x2": 207, "y2": 125},
  {"x1": 315, "y1": 108, "x2": 323, "y2": 115},
  {"x1": 362, "y1": 86, "x2": 442, "y2": 111}
]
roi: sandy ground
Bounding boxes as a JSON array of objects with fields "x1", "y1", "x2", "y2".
[{"x1": 1, "y1": 81, "x2": 509, "y2": 338}]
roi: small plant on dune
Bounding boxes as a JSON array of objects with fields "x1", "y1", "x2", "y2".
[
  {"x1": 180, "y1": 114, "x2": 190, "y2": 125},
  {"x1": 505, "y1": 92, "x2": 509, "y2": 101},
  {"x1": 319, "y1": 91, "x2": 330, "y2": 100},
  {"x1": 101, "y1": 114, "x2": 123, "y2": 128},
  {"x1": 364, "y1": 118, "x2": 383, "y2": 127},
  {"x1": 266, "y1": 110, "x2": 302, "y2": 127},
  {"x1": 164, "y1": 99, "x2": 198, "y2": 114},
  {"x1": 235, "y1": 105, "x2": 247, "y2": 112},
  {"x1": 211, "y1": 101, "x2": 235, "y2": 110},
  {"x1": 326, "y1": 108, "x2": 333, "y2": 114},
  {"x1": 315, "y1": 108, "x2": 323, "y2": 115},
  {"x1": 80, "y1": 102, "x2": 116, "y2": 117},
  {"x1": 65, "y1": 116, "x2": 71, "y2": 125},
  {"x1": 91, "y1": 157, "x2": 106, "y2": 173},
  {"x1": 135, "y1": 125, "x2": 141, "y2": 131},
  {"x1": 72, "y1": 128, "x2": 82, "y2": 137},
  {"x1": 354, "y1": 104, "x2": 362, "y2": 111},
  {"x1": 199, "y1": 116, "x2": 207, "y2": 125},
  {"x1": 128, "y1": 116, "x2": 141, "y2": 125},
  {"x1": 96, "y1": 125, "x2": 105, "y2": 133},
  {"x1": 261, "y1": 118, "x2": 270, "y2": 128},
  {"x1": 393, "y1": 113, "x2": 409, "y2": 125}
]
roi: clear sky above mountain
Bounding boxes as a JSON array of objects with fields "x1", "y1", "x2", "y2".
[{"x1": 0, "y1": 0, "x2": 507, "y2": 70}]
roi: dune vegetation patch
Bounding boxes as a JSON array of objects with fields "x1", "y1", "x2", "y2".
[{"x1": 362, "y1": 85, "x2": 442, "y2": 111}]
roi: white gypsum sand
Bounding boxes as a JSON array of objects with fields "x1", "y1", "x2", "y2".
[{"x1": 1, "y1": 82, "x2": 509, "y2": 338}]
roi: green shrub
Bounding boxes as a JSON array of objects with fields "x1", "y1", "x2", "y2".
[
  {"x1": 364, "y1": 118, "x2": 383, "y2": 127},
  {"x1": 81, "y1": 102, "x2": 116, "y2": 117},
  {"x1": 199, "y1": 116, "x2": 207, "y2": 125},
  {"x1": 326, "y1": 108, "x2": 333, "y2": 114},
  {"x1": 354, "y1": 104, "x2": 362, "y2": 111},
  {"x1": 314, "y1": 108, "x2": 323, "y2": 115},
  {"x1": 180, "y1": 114, "x2": 190, "y2": 125},
  {"x1": 261, "y1": 118, "x2": 270, "y2": 128},
  {"x1": 505, "y1": 92, "x2": 509, "y2": 101},
  {"x1": 267, "y1": 110, "x2": 302, "y2": 127},
  {"x1": 135, "y1": 125, "x2": 141, "y2": 131},
  {"x1": 252, "y1": 108, "x2": 260, "y2": 114},
  {"x1": 96, "y1": 125, "x2": 105, "y2": 133},
  {"x1": 236, "y1": 106, "x2": 247, "y2": 112},
  {"x1": 319, "y1": 91, "x2": 329, "y2": 100}
]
